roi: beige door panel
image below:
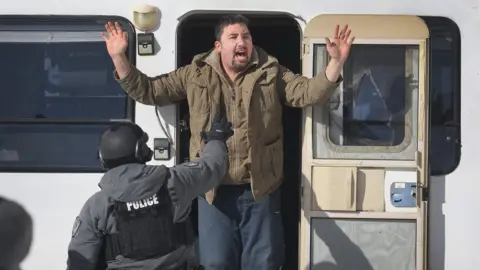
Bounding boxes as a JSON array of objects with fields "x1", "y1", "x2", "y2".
[{"x1": 299, "y1": 14, "x2": 430, "y2": 270}]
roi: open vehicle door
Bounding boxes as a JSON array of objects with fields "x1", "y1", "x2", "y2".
[{"x1": 299, "y1": 14, "x2": 430, "y2": 270}]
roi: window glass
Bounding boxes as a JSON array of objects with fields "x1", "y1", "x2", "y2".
[
  {"x1": 0, "y1": 124, "x2": 109, "y2": 170},
  {"x1": 0, "y1": 19, "x2": 135, "y2": 172},
  {"x1": 0, "y1": 32, "x2": 127, "y2": 121},
  {"x1": 312, "y1": 43, "x2": 418, "y2": 157},
  {"x1": 422, "y1": 17, "x2": 461, "y2": 175}
]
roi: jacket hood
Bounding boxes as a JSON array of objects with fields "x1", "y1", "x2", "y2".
[
  {"x1": 98, "y1": 163, "x2": 169, "y2": 202},
  {"x1": 192, "y1": 45, "x2": 278, "y2": 70}
]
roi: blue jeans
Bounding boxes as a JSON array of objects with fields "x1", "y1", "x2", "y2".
[{"x1": 197, "y1": 184, "x2": 285, "y2": 270}]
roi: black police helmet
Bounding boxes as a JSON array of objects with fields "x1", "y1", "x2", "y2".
[{"x1": 98, "y1": 122, "x2": 153, "y2": 170}]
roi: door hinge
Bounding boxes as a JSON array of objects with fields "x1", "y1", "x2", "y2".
[
  {"x1": 419, "y1": 185, "x2": 429, "y2": 202},
  {"x1": 302, "y1": 43, "x2": 310, "y2": 55}
]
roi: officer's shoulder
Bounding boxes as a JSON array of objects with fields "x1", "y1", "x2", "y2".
[
  {"x1": 84, "y1": 190, "x2": 108, "y2": 207},
  {"x1": 143, "y1": 164, "x2": 170, "y2": 175}
]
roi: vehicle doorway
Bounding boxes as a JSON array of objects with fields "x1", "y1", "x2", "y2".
[{"x1": 176, "y1": 12, "x2": 302, "y2": 270}]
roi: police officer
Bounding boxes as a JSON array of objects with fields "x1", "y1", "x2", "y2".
[
  {"x1": 66, "y1": 114, "x2": 233, "y2": 270},
  {"x1": 0, "y1": 196, "x2": 33, "y2": 270}
]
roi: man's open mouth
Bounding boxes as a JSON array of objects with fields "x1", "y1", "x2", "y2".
[{"x1": 234, "y1": 51, "x2": 247, "y2": 61}]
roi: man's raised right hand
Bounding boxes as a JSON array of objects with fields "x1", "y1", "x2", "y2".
[{"x1": 101, "y1": 21, "x2": 128, "y2": 59}]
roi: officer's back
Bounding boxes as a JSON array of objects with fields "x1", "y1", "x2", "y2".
[{"x1": 66, "y1": 115, "x2": 233, "y2": 270}]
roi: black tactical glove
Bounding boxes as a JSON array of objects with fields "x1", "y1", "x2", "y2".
[{"x1": 200, "y1": 114, "x2": 234, "y2": 144}]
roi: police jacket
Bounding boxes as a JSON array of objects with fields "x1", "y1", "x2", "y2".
[{"x1": 66, "y1": 140, "x2": 228, "y2": 270}]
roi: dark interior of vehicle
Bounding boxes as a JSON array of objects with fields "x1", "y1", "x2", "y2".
[{"x1": 176, "y1": 13, "x2": 302, "y2": 269}]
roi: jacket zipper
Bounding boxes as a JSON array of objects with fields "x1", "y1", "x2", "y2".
[{"x1": 230, "y1": 86, "x2": 238, "y2": 181}]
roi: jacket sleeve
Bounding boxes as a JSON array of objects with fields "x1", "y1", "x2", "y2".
[
  {"x1": 277, "y1": 64, "x2": 343, "y2": 107},
  {"x1": 113, "y1": 64, "x2": 194, "y2": 106},
  {"x1": 166, "y1": 140, "x2": 228, "y2": 207},
  {"x1": 66, "y1": 192, "x2": 105, "y2": 270}
]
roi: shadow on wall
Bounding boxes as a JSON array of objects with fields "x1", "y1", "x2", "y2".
[
  {"x1": 302, "y1": 173, "x2": 446, "y2": 270},
  {"x1": 302, "y1": 175, "x2": 373, "y2": 270}
]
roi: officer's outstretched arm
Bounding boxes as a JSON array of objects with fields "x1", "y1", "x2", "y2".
[
  {"x1": 166, "y1": 140, "x2": 228, "y2": 206},
  {"x1": 66, "y1": 192, "x2": 105, "y2": 270},
  {"x1": 166, "y1": 114, "x2": 233, "y2": 208}
]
